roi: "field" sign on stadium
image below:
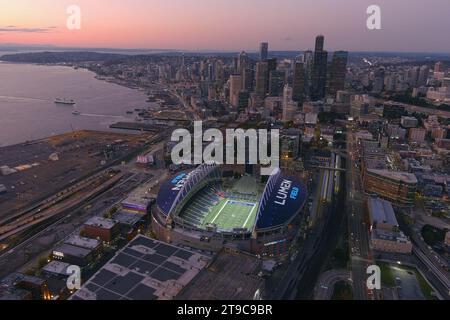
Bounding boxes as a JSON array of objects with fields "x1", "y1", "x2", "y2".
[{"x1": 171, "y1": 173, "x2": 190, "y2": 191}]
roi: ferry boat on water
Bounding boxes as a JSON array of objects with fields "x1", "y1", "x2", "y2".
[
  {"x1": 54, "y1": 98, "x2": 76, "y2": 105},
  {"x1": 72, "y1": 111, "x2": 81, "y2": 116}
]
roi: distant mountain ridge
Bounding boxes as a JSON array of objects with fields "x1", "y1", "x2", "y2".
[
  {"x1": 0, "y1": 51, "x2": 127, "y2": 63},
  {"x1": 1, "y1": 50, "x2": 449, "y2": 64}
]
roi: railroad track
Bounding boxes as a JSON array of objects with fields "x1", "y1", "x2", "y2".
[{"x1": 0, "y1": 170, "x2": 123, "y2": 242}]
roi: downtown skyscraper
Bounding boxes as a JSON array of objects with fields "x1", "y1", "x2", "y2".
[
  {"x1": 255, "y1": 61, "x2": 269, "y2": 97},
  {"x1": 327, "y1": 51, "x2": 348, "y2": 97},
  {"x1": 311, "y1": 35, "x2": 328, "y2": 101},
  {"x1": 269, "y1": 69, "x2": 286, "y2": 96},
  {"x1": 259, "y1": 42, "x2": 269, "y2": 61},
  {"x1": 292, "y1": 61, "x2": 305, "y2": 103},
  {"x1": 237, "y1": 51, "x2": 249, "y2": 75},
  {"x1": 229, "y1": 74, "x2": 242, "y2": 108}
]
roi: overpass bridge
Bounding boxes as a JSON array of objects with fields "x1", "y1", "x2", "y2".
[{"x1": 309, "y1": 165, "x2": 347, "y2": 172}]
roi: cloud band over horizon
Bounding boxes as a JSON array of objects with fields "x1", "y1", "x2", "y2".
[
  {"x1": 0, "y1": 0, "x2": 449, "y2": 52},
  {"x1": 0, "y1": 26, "x2": 57, "y2": 33}
]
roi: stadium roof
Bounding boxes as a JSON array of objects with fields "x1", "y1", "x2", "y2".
[
  {"x1": 156, "y1": 171, "x2": 190, "y2": 216},
  {"x1": 156, "y1": 164, "x2": 220, "y2": 217},
  {"x1": 256, "y1": 170, "x2": 307, "y2": 230},
  {"x1": 70, "y1": 235, "x2": 210, "y2": 300},
  {"x1": 157, "y1": 166, "x2": 307, "y2": 231}
]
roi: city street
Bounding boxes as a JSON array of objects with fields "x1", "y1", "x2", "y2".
[
  {"x1": 314, "y1": 270, "x2": 352, "y2": 300},
  {"x1": 346, "y1": 130, "x2": 373, "y2": 300}
]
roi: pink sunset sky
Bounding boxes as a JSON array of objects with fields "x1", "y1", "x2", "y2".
[{"x1": 1, "y1": 0, "x2": 449, "y2": 52}]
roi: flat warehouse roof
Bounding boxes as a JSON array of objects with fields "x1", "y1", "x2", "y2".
[
  {"x1": 70, "y1": 235, "x2": 210, "y2": 300},
  {"x1": 42, "y1": 261, "x2": 71, "y2": 276},
  {"x1": 53, "y1": 244, "x2": 93, "y2": 258},
  {"x1": 65, "y1": 235, "x2": 101, "y2": 250},
  {"x1": 176, "y1": 250, "x2": 263, "y2": 300},
  {"x1": 368, "y1": 197, "x2": 398, "y2": 227},
  {"x1": 84, "y1": 216, "x2": 117, "y2": 230}
]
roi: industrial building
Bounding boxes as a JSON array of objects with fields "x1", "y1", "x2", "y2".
[
  {"x1": 64, "y1": 235, "x2": 103, "y2": 257},
  {"x1": 400, "y1": 116, "x2": 419, "y2": 128},
  {"x1": 52, "y1": 243, "x2": 95, "y2": 267},
  {"x1": 41, "y1": 261, "x2": 73, "y2": 300},
  {"x1": 371, "y1": 229, "x2": 412, "y2": 254},
  {"x1": 83, "y1": 216, "x2": 120, "y2": 244},
  {"x1": 367, "y1": 197, "x2": 412, "y2": 254},
  {"x1": 121, "y1": 183, "x2": 154, "y2": 215},
  {"x1": 367, "y1": 197, "x2": 399, "y2": 232},
  {"x1": 0, "y1": 273, "x2": 50, "y2": 300},
  {"x1": 113, "y1": 210, "x2": 146, "y2": 241},
  {"x1": 41, "y1": 261, "x2": 71, "y2": 279}
]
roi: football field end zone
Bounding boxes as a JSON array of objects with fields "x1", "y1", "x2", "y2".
[
  {"x1": 202, "y1": 198, "x2": 258, "y2": 230},
  {"x1": 210, "y1": 199, "x2": 230, "y2": 224},
  {"x1": 243, "y1": 203, "x2": 258, "y2": 229},
  {"x1": 213, "y1": 200, "x2": 257, "y2": 230}
]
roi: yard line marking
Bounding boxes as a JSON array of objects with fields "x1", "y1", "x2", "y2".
[
  {"x1": 211, "y1": 200, "x2": 229, "y2": 224},
  {"x1": 243, "y1": 203, "x2": 257, "y2": 229}
]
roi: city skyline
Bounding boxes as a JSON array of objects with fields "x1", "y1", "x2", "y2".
[
  {"x1": 1, "y1": 0, "x2": 450, "y2": 52},
  {"x1": 0, "y1": 0, "x2": 449, "y2": 304}
]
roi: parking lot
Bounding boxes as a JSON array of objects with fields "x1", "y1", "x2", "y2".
[{"x1": 391, "y1": 266, "x2": 425, "y2": 300}]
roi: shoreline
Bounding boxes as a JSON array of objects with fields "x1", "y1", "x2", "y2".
[
  {"x1": 0, "y1": 60, "x2": 145, "y2": 92},
  {"x1": 0, "y1": 62, "x2": 149, "y2": 147}
]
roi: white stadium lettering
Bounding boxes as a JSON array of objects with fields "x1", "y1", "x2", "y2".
[
  {"x1": 155, "y1": 164, "x2": 308, "y2": 259},
  {"x1": 171, "y1": 174, "x2": 190, "y2": 191},
  {"x1": 274, "y1": 180, "x2": 292, "y2": 205}
]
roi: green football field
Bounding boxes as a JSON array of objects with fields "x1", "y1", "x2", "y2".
[{"x1": 202, "y1": 199, "x2": 258, "y2": 231}]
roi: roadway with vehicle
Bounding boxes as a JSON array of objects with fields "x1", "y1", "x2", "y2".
[
  {"x1": 314, "y1": 270, "x2": 352, "y2": 300},
  {"x1": 268, "y1": 156, "x2": 347, "y2": 300},
  {"x1": 346, "y1": 129, "x2": 374, "y2": 300}
]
